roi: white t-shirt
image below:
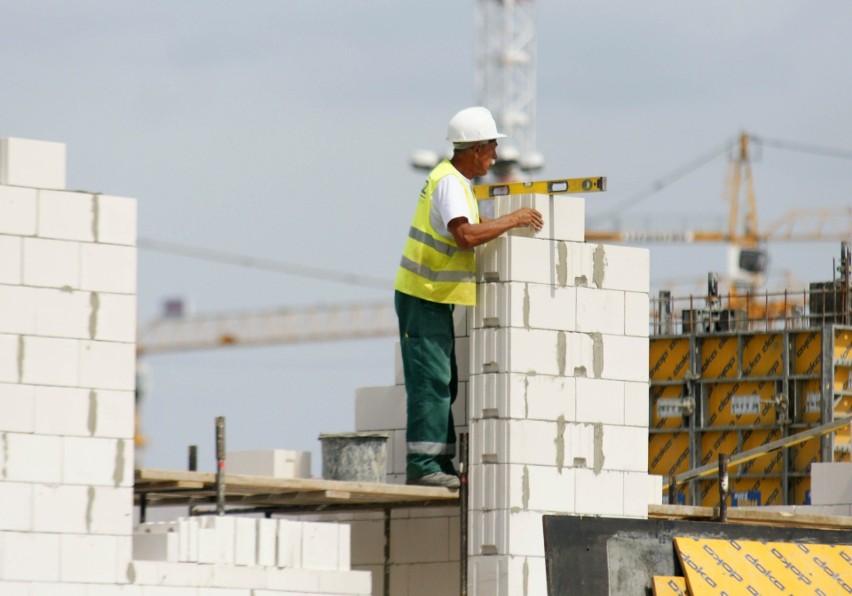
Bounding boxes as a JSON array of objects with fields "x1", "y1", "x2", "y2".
[{"x1": 430, "y1": 173, "x2": 476, "y2": 241}]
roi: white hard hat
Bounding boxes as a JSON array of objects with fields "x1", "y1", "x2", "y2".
[{"x1": 446, "y1": 106, "x2": 506, "y2": 143}]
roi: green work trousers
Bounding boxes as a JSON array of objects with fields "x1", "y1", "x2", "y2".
[{"x1": 395, "y1": 290, "x2": 458, "y2": 479}]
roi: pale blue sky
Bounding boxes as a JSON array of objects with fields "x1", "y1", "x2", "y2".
[{"x1": 2, "y1": 1, "x2": 851, "y2": 473}]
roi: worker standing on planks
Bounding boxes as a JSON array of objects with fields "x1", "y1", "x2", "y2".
[{"x1": 395, "y1": 107, "x2": 543, "y2": 487}]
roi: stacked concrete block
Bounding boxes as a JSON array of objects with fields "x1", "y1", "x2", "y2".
[
  {"x1": 0, "y1": 138, "x2": 137, "y2": 591},
  {"x1": 467, "y1": 193, "x2": 654, "y2": 595},
  {"x1": 135, "y1": 517, "x2": 352, "y2": 572}
]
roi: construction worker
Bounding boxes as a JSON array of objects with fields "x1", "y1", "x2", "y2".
[{"x1": 395, "y1": 106, "x2": 544, "y2": 488}]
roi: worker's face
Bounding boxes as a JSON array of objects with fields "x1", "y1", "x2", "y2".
[{"x1": 472, "y1": 140, "x2": 498, "y2": 177}]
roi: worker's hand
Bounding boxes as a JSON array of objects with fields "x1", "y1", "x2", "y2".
[{"x1": 513, "y1": 207, "x2": 544, "y2": 231}]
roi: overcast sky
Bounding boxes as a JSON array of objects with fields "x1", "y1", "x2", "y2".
[{"x1": 2, "y1": 1, "x2": 851, "y2": 474}]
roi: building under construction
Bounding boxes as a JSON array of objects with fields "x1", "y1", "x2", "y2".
[{"x1": 646, "y1": 246, "x2": 852, "y2": 508}]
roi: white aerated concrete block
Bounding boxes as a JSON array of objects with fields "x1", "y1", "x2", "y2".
[
  {"x1": 810, "y1": 462, "x2": 852, "y2": 505},
  {"x1": 37, "y1": 190, "x2": 95, "y2": 242},
  {"x1": 470, "y1": 510, "x2": 544, "y2": 557},
  {"x1": 0, "y1": 236, "x2": 23, "y2": 284},
  {"x1": 572, "y1": 243, "x2": 649, "y2": 293},
  {"x1": 393, "y1": 341, "x2": 405, "y2": 385},
  {"x1": 350, "y1": 518, "x2": 385, "y2": 566},
  {"x1": 470, "y1": 463, "x2": 575, "y2": 513},
  {"x1": 80, "y1": 243, "x2": 136, "y2": 293},
  {"x1": 576, "y1": 287, "x2": 624, "y2": 335},
  {"x1": 624, "y1": 381, "x2": 650, "y2": 428},
  {"x1": 65, "y1": 534, "x2": 139, "y2": 584},
  {"x1": 0, "y1": 333, "x2": 21, "y2": 383},
  {"x1": 33, "y1": 287, "x2": 91, "y2": 338},
  {"x1": 574, "y1": 469, "x2": 625, "y2": 516},
  {"x1": 199, "y1": 516, "x2": 236, "y2": 565},
  {"x1": 133, "y1": 531, "x2": 179, "y2": 562},
  {"x1": 493, "y1": 193, "x2": 585, "y2": 242},
  {"x1": 623, "y1": 472, "x2": 653, "y2": 518},
  {"x1": 63, "y1": 436, "x2": 132, "y2": 487},
  {"x1": 33, "y1": 386, "x2": 90, "y2": 436},
  {"x1": 226, "y1": 449, "x2": 312, "y2": 479},
  {"x1": 469, "y1": 373, "x2": 525, "y2": 421},
  {"x1": 0, "y1": 531, "x2": 61, "y2": 581},
  {"x1": 456, "y1": 335, "x2": 470, "y2": 381},
  {"x1": 94, "y1": 292, "x2": 137, "y2": 342},
  {"x1": 625, "y1": 291, "x2": 650, "y2": 337},
  {"x1": 3, "y1": 432, "x2": 63, "y2": 483},
  {"x1": 79, "y1": 340, "x2": 136, "y2": 390},
  {"x1": 0, "y1": 185, "x2": 37, "y2": 235},
  {"x1": 0, "y1": 482, "x2": 33, "y2": 531},
  {"x1": 472, "y1": 419, "x2": 597, "y2": 469},
  {"x1": 472, "y1": 327, "x2": 566, "y2": 376},
  {"x1": 476, "y1": 235, "x2": 564, "y2": 285},
  {"x1": 0, "y1": 137, "x2": 67, "y2": 189},
  {"x1": 601, "y1": 425, "x2": 649, "y2": 472},
  {"x1": 0, "y1": 285, "x2": 36, "y2": 335},
  {"x1": 177, "y1": 517, "x2": 200, "y2": 563},
  {"x1": 302, "y1": 521, "x2": 342, "y2": 571},
  {"x1": 22, "y1": 238, "x2": 80, "y2": 289},
  {"x1": 234, "y1": 517, "x2": 258, "y2": 566},
  {"x1": 256, "y1": 518, "x2": 277, "y2": 566},
  {"x1": 89, "y1": 486, "x2": 133, "y2": 534},
  {"x1": 355, "y1": 384, "x2": 406, "y2": 432},
  {"x1": 601, "y1": 334, "x2": 649, "y2": 382},
  {"x1": 0, "y1": 383, "x2": 35, "y2": 432},
  {"x1": 475, "y1": 281, "x2": 576, "y2": 331},
  {"x1": 21, "y1": 336, "x2": 79, "y2": 386},
  {"x1": 92, "y1": 389, "x2": 136, "y2": 439},
  {"x1": 33, "y1": 484, "x2": 89, "y2": 533},
  {"x1": 96, "y1": 194, "x2": 137, "y2": 246},
  {"x1": 453, "y1": 304, "x2": 470, "y2": 337},
  {"x1": 575, "y1": 378, "x2": 625, "y2": 425},
  {"x1": 277, "y1": 519, "x2": 303, "y2": 569}
]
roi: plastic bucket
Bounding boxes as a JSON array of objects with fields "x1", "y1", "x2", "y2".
[{"x1": 319, "y1": 432, "x2": 389, "y2": 483}]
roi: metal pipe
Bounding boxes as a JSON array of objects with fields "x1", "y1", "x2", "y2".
[
  {"x1": 718, "y1": 453, "x2": 729, "y2": 522},
  {"x1": 460, "y1": 432, "x2": 469, "y2": 596},
  {"x1": 215, "y1": 416, "x2": 226, "y2": 516},
  {"x1": 188, "y1": 444, "x2": 198, "y2": 471}
]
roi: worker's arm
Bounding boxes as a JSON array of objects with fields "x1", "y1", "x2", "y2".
[{"x1": 448, "y1": 207, "x2": 543, "y2": 249}]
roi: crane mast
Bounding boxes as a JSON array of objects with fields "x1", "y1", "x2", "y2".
[{"x1": 476, "y1": 0, "x2": 541, "y2": 171}]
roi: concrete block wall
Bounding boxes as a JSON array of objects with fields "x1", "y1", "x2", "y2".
[
  {"x1": 467, "y1": 196, "x2": 655, "y2": 595},
  {"x1": 352, "y1": 192, "x2": 656, "y2": 595},
  {"x1": 0, "y1": 138, "x2": 137, "y2": 591},
  {"x1": 0, "y1": 137, "x2": 371, "y2": 596}
]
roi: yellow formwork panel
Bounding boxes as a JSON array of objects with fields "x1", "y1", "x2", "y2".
[
  {"x1": 675, "y1": 537, "x2": 852, "y2": 595},
  {"x1": 652, "y1": 576, "x2": 688, "y2": 595},
  {"x1": 705, "y1": 381, "x2": 776, "y2": 427},
  {"x1": 792, "y1": 330, "x2": 822, "y2": 375},
  {"x1": 790, "y1": 435, "x2": 821, "y2": 474},
  {"x1": 699, "y1": 336, "x2": 738, "y2": 379},
  {"x1": 834, "y1": 327, "x2": 852, "y2": 361},
  {"x1": 738, "y1": 428, "x2": 783, "y2": 477},
  {"x1": 741, "y1": 333, "x2": 783, "y2": 377},
  {"x1": 651, "y1": 337, "x2": 692, "y2": 381},
  {"x1": 698, "y1": 431, "x2": 739, "y2": 469},
  {"x1": 792, "y1": 476, "x2": 812, "y2": 505},
  {"x1": 649, "y1": 432, "x2": 690, "y2": 479}
]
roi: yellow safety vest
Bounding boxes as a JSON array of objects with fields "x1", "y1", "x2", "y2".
[{"x1": 394, "y1": 159, "x2": 479, "y2": 305}]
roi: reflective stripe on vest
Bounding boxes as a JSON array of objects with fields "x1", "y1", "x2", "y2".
[{"x1": 394, "y1": 160, "x2": 479, "y2": 306}]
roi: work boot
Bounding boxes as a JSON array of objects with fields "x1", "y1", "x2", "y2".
[{"x1": 406, "y1": 471, "x2": 460, "y2": 489}]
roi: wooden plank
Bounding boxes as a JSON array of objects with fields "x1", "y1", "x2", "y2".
[
  {"x1": 649, "y1": 503, "x2": 852, "y2": 530},
  {"x1": 134, "y1": 468, "x2": 458, "y2": 510}
]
